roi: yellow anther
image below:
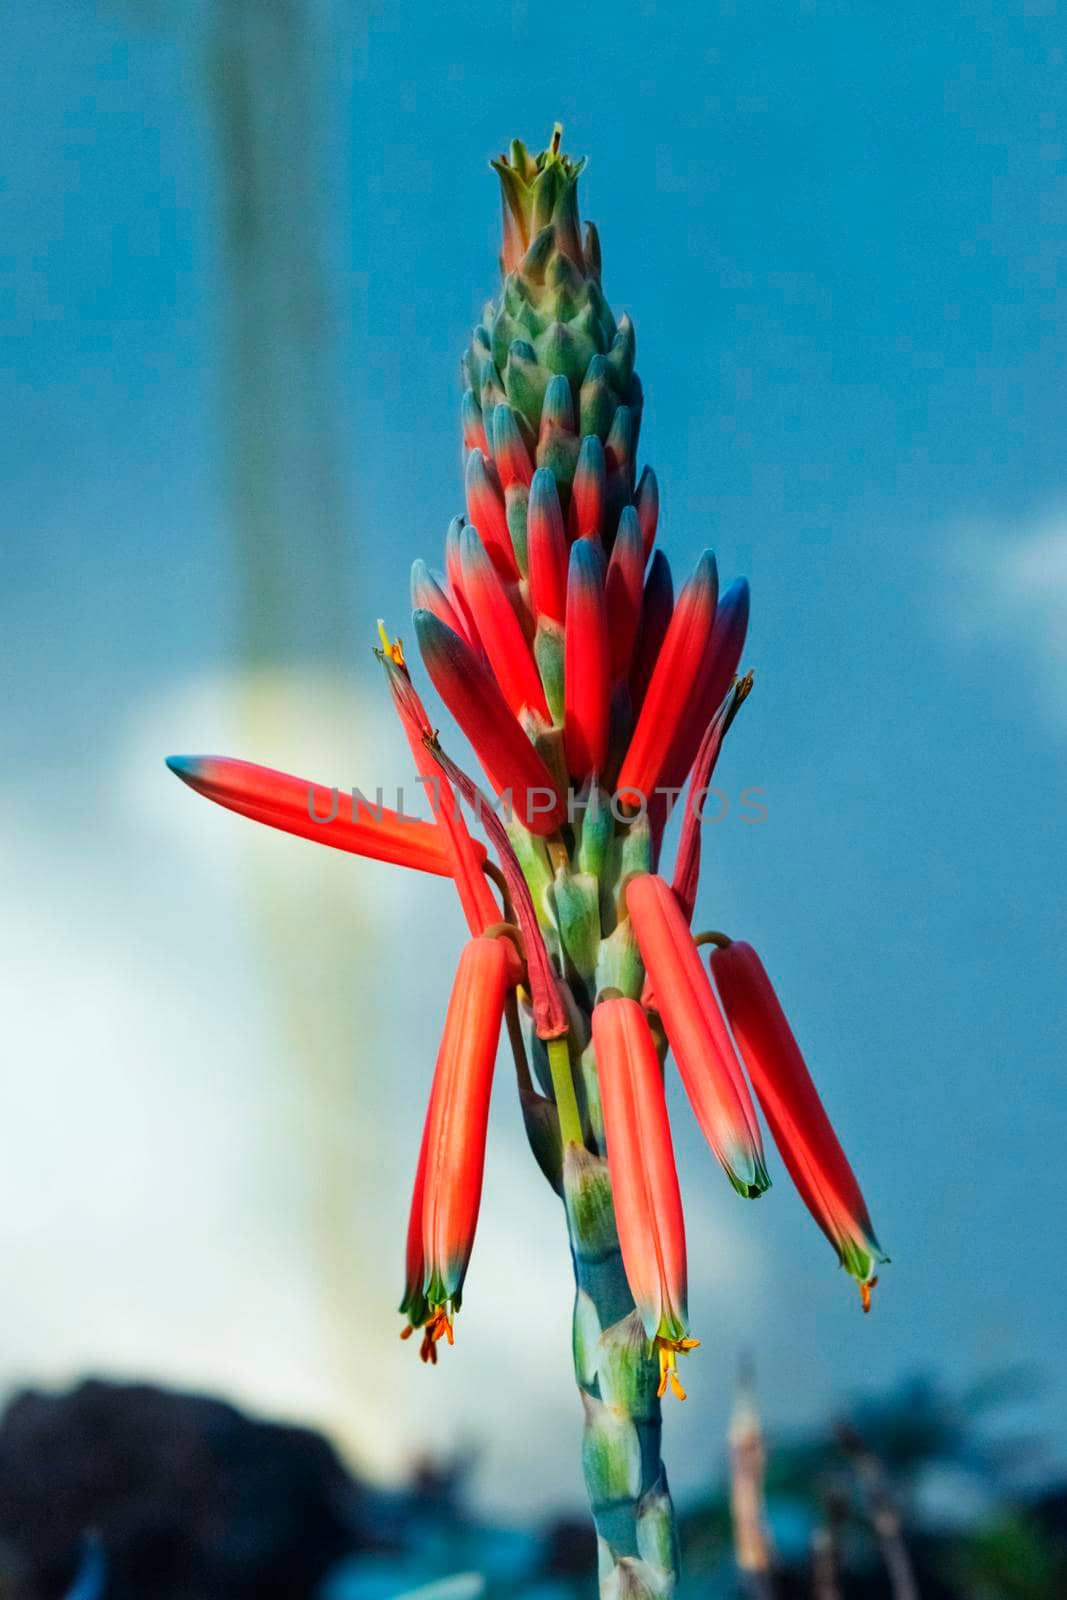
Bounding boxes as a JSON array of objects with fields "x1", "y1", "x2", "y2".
[
  {"x1": 376, "y1": 618, "x2": 406, "y2": 667},
  {"x1": 860, "y1": 1276, "x2": 878, "y2": 1314},
  {"x1": 402, "y1": 1305, "x2": 456, "y2": 1364},
  {"x1": 656, "y1": 1335, "x2": 700, "y2": 1402}
]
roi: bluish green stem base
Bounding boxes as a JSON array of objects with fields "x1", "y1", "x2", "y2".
[{"x1": 564, "y1": 1144, "x2": 679, "y2": 1598}]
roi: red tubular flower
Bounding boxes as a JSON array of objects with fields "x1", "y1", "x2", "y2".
[
  {"x1": 460, "y1": 390, "x2": 488, "y2": 455},
  {"x1": 165, "y1": 755, "x2": 465, "y2": 877},
  {"x1": 616, "y1": 552, "x2": 718, "y2": 807},
  {"x1": 443, "y1": 517, "x2": 483, "y2": 650},
  {"x1": 456, "y1": 524, "x2": 549, "y2": 720},
  {"x1": 491, "y1": 403, "x2": 534, "y2": 488},
  {"x1": 634, "y1": 464, "x2": 659, "y2": 560},
  {"x1": 569, "y1": 433, "x2": 606, "y2": 542},
  {"x1": 657, "y1": 578, "x2": 750, "y2": 807},
  {"x1": 413, "y1": 608, "x2": 565, "y2": 836},
  {"x1": 564, "y1": 538, "x2": 610, "y2": 780},
  {"x1": 527, "y1": 467, "x2": 568, "y2": 625},
  {"x1": 626, "y1": 874, "x2": 769, "y2": 1197},
  {"x1": 671, "y1": 674, "x2": 752, "y2": 923},
  {"x1": 400, "y1": 1084, "x2": 434, "y2": 1340},
  {"x1": 593, "y1": 997, "x2": 699, "y2": 1400},
  {"x1": 605, "y1": 506, "x2": 644, "y2": 684},
  {"x1": 709, "y1": 940, "x2": 887, "y2": 1308},
  {"x1": 427, "y1": 739, "x2": 569, "y2": 1041},
  {"x1": 465, "y1": 448, "x2": 519, "y2": 580},
  {"x1": 379, "y1": 642, "x2": 506, "y2": 945},
  {"x1": 402, "y1": 935, "x2": 510, "y2": 1357},
  {"x1": 410, "y1": 559, "x2": 468, "y2": 641},
  {"x1": 629, "y1": 549, "x2": 674, "y2": 715}
]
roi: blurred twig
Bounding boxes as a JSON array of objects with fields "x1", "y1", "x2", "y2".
[
  {"x1": 835, "y1": 1422, "x2": 920, "y2": 1600},
  {"x1": 729, "y1": 1360, "x2": 777, "y2": 1600}
]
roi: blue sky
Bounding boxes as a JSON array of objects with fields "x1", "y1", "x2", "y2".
[{"x1": 3, "y1": 0, "x2": 1067, "y2": 1514}]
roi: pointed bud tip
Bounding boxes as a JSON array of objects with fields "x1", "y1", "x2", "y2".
[{"x1": 166, "y1": 754, "x2": 203, "y2": 784}]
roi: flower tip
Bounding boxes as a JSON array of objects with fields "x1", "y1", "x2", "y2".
[
  {"x1": 860, "y1": 1275, "x2": 878, "y2": 1314},
  {"x1": 412, "y1": 605, "x2": 450, "y2": 658},
  {"x1": 166, "y1": 754, "x2": 211, "y2": 791},
  {"x1": 731, "y1": 1163, "x2": 772, "y2": 1200},
  {"x1": 694, "y1": 549, "x2": 719, "y2": 594}
]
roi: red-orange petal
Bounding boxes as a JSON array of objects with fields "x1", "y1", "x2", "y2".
[
  {"x1": 629, "y1": 549, "x2": 674, "y2": 715},
  {"x1": 710, "y1": 940, "x2": 886, "y2": 1291},
  {"x1": 465, "y1": 448, "x2": 519, "y2": 580},
  {"x1": 605, "y1": 506, "x2": 645, "y2": 684},
  {"x1": 616, "y1": 552, "x2": 718, "y2": 807},
  {"x1": 421, "y1": 936, "x2": 510, "y2": 1308},
  {"x1": 457, "y1": 523, "x2": 549, "y2": 720},
  {"x1": 593, "y1": 997, "x2": 689, "y2": 1342},
  {"x1": 564, "y1": 539, "x2": 610, "y2": 780},
  {"x1": 625, "y1": 874, "x2": 769, "y2": 1197},
  {"x1": 527, "y1": 468, "x2": 569, "y2": 626},
  {"x1": 656, "y1": 577, "x2": 750, "y2": 802},
  {"x1": 381, "y1": 653, "x2": 505, "y2": 941},
  {"x1": 165, "y1": 755, "x2": 464, "y2": 877},
  {"x1": 413, "y1": 610, "x2": 565, "y2": 836}
]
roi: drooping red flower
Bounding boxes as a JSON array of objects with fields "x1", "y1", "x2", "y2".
[
  {"x1": 626, "y1": 873, "x2": 769, "y2": 1198},
  {"x1": 710, "y1": 939, "x2": 887, "y2": 1308},
  {"x1": 401, "y1": 935, "x2": 510, "y2": 1358},
  {"x1": 593, "y1": 996, "x2": 699, "y2": 1400}
]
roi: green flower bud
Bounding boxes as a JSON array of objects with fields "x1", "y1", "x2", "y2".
[{"x1": 554, "y1": 864, "x2": 601, "y2": 979}]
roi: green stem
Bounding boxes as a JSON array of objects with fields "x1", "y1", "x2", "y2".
[
  {"x1": 547, "y1": 1035, "x2": 585, "y2": 1146},
  {"x1": 563, "y1": 1128, "x2": 679, "y2": 1596}
]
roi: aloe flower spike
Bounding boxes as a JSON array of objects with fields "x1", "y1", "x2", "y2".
[{"x1": 168, "y1": 127, "x2": 890, "y2": 1599}]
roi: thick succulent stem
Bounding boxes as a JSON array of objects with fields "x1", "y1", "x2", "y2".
[{"x1": 564, "y1": 1133, "x2": 679, "y2": 1598}]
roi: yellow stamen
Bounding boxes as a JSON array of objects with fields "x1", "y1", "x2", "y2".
[
  {"x1": 860, "y1": 1276, "x2": 878, "y2": 1314},
  {"x1": 656, "y1": 1335, "x2": 701, "y2": 1402},
  {"x1": 402, "y1": 1305, "x2": 456, "y2": 1364},
  {"x1": 376, "y1": 618, "x2": 406, "y2": 667}
]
